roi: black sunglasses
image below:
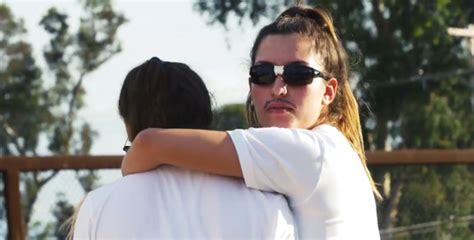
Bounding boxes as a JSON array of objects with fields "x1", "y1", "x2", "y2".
[{"x1": 249, "y1": 63, "x2": 328, "y2": 86}]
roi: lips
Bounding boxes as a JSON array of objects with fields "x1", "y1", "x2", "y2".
[{"x1": 264, "y1": 101, "x2": 295, "y2": 113}]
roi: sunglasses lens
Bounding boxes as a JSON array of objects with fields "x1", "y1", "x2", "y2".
[
  {"x1": 283, "y1": 65, "x2": 315, "y2": 85},
  {"x1": 250, "y1": 65, "x2": 275, "y2": 85},
  {"x1": 249, "y1": 64, "x2": 320, "y2": 86}
]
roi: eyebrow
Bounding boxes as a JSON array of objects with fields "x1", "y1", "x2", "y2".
[{"x1": 254, "y1": 60, "x2": 310, "y2": 65}]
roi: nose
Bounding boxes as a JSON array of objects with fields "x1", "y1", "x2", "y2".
[{"x1": 271, "y1": 75, "x2": 288, "y2": 97}]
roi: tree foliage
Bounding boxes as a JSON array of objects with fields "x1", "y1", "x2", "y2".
[
  {"x1": 0, "y1": 5, "x2": 50, "y2": 156},
  {"x1": 212, "y1": 103, "x2": 248, "y2": 130},
  {"x1": 0, "y1": 0, "x2": 125, "y2": 237}
]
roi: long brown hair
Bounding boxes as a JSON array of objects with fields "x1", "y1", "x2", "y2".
[{"x1": 246, "y1": 6, "x2": 381, "y2": 199}]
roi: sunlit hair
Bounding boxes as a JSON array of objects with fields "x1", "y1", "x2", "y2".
[
  {"x1": 65, "y1": 199, "x2": 84, "y2": 240},
  {"x1": 246, "y1": 5, "x2": 381, "y2": 199}
]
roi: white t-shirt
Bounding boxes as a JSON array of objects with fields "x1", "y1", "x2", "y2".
[
  {"x1": 228, "y1": 124, "x2": 380, "y2": 240},
  {"x1": 74, "y1": 166, "x2": 295, "y2": 240}
]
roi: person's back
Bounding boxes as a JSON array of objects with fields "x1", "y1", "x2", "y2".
[
  {"x1": 74, "y1": 166, "x2": 294, "y2": 239},
  {"x1": 72, "y1": 57, "x2": 295, "y2": 239}
]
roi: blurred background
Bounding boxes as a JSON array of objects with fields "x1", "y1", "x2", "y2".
[{"x1": 0, "y1": 0, "x2": 473, "y2": 239}]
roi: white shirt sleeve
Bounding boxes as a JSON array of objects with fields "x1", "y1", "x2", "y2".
[
  {"x1": 73, "y1": 196, "x2": 94, "y2": 240},
  {"x1": 228, "y1": 127, "x2": 324, "y2": 204}
]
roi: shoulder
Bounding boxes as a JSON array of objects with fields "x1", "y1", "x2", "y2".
[
  {"x1": 94, "y1": 166, "x2": 252, "y2": 199},
  {"x1": 229, "y1": 127, "x2": 322, "y2": 149},
  {"x1": 312, "y1": 124, "x2": 354, "y2": 151},
  {"x1": 82, "y1": 181, "x2": 118, "y2": 210},
  {"x1": 229, "y1": 126, "x2": 336, "y2": 142},
  {"x1": 81, "y1": 169, "x2": 170, "y2": 209},
  {"x1": 74, "y1": 180, "x2": 120, "y2": 237},
  {"x1": 312, "y1": 124, "x2": 345, "y2": 140}
]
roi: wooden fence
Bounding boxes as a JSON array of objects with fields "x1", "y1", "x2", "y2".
[{"x1": 1, "y1": 149, "x2": 474, "y2": 240}]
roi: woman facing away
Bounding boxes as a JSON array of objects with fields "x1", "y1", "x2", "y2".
[
  {"x1": 122, "y1": 5, "x2": 381, "y2": 240},
  {"x1": 71, "y1": 58, "x2": 295, "y2": 239}
]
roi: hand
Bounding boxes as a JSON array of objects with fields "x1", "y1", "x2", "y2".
[
  {"x1": 121, "y1": 146, "x2": 137, "y2": 176},
  {"x1": 121, "y1": 142, "x2": 161, "y2": 176},
  {"x1": 121, "y1": 129, "x2": 166, "y2": 176},
  {"x1": 121, "y1": 150, "x2": 133, "y2": 176}
]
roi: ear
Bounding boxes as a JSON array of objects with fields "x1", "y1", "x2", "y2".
[{"x1": 322, "y1": 78, "x2": 338, "y2": 105}]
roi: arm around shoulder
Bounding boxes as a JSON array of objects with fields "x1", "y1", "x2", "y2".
[
  {"x1": 122, "y1": 128, "x2": 243, "y2": 177},
  {"x1": 228, "y1": 128, "x2": 324, "y2": 200}
]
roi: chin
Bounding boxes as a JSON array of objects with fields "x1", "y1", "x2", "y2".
[
  {"x1": 263, "y1": 120, "x2": 294, "y2": 128},
  {"x1": 258, "y1": 114, "x2": 296, "y2": 128}
]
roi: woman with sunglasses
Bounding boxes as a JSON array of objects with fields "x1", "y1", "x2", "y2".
[{"x1": 122, "y1": 5, "x2": 380, "y2": 240}]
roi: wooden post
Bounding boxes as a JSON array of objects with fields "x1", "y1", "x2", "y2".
[
  {"x1": 0, "y1": 155, "x2": 122, "y2": 240},
  {"x1": 0, "y1": 152, "x2": 471, "y2": 239},
  {"x1": 4, "y1": 169, "x2": 24, "y2": 240}
]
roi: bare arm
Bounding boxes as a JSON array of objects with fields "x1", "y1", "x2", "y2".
[{"x1": 121, "y1": 128, "x2": 243, "y2": 177}]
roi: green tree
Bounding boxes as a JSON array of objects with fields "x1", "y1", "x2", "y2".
[
  {"x1": 0, "y1": 5, "x2": 50, "y2": 156},
  {"x1": 51, "y1": 193, "x2": 75, "y2": 239},
  {"x1": 0, "y1": 0, "x2": 125, "y2": 237},
  {"x1": 194, "y1": 0, "x2": 474, "y2": 238},
  {"x1": 213, "y1": 103, "x2": 248, "y2": 130},
  {"x1": 0, "y1": 4, "x2": 52, "y2": 236}
]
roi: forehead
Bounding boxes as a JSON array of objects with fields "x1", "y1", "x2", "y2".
[{"x1": 255, "y1": 33, "x2": 321, "y2": 67}]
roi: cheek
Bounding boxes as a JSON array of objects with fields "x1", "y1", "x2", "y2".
[
  {"x1": 297, "y1": 84, "x2": 326, "y2": 114},
  {"x1": 250, "y1": 85, "x2": 267, "y2": 107},
  {"x1": 293, "y1": 85, "x2": 323, "y2": 104},
  {"x1": 309, "y1": 81, "x2": 326, "y2": 102}
]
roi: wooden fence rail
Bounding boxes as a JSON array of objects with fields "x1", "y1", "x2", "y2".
[{"x1": 1, "y1": 149, "x2": 473, "y2": 239}]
